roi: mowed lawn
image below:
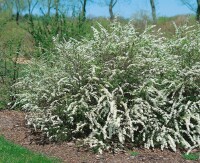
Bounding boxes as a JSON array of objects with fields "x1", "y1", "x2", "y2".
[{"x1": 0, "y1": 136, "x2": 60, "y2": 163}]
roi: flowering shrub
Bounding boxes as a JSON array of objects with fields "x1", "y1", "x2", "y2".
[{"x1": 13, "y1": 20, "x2": 200, "y2": 153}]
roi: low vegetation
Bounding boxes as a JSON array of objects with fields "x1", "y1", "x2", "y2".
[
  {"x1": 0, "y1": 136, "x2": 60, "y2": 163},
  {"x1": 182, "y1": 152, "x2": 200, "y2": 161},
  {"x1": 130, "y1": 151, "x2": 139, "y2": 157},
  {"x1": 13, "y1": 20, "x2": 200, "y2": 153}
]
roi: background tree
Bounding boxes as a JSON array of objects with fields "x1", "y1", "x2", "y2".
[
  {"x1": 40, "y1": 0, "x2": 54, "y2": 16},
  {"x1": 0, "y1": 0, "x2": 5, "y2": 11},
  {"x1": 150, "y1": 0, "x2": 157, "y2": 24},
  {"x1": 27, "y1": 0, "x2": 39, "y2": 31},
  {"x1": 72, "y1": 0, "x2": 91, "y2": 21},
  {"x1": 195, "y1": 0, "x2": 200, "y2": 21},
  {"x1": 47, "y1": 0, "x2": 54, "y2": 16},
  {"x1": 181, "y1": 0, "x2": 200, "y2": 22},
  {"x1": 11, "y1": 0, "x2": 27, "y2": 25},
  {"x1": 80, "y1": 0, "x2": 87, "y2": 21},
  {"x1": 70, "y1": 0, "x2": 93, "y2": 21},
  {"x1": 104, "y1": 0, "x2": 118, "y2": 20},
  {"x1": 102, "y1": 0, "x2": 129, "y2": 20},
  {"x1": 54, "y1": 0, "x2": 60, "y2": 19},
  {"x1": 27, "y1": 0, "x2": 38, "y2": 16}
]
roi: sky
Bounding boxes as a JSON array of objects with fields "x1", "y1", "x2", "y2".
[{"x1": 86, "y1": 0, "x2": 196, "y2": 18}]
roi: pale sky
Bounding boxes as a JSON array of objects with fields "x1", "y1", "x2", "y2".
[{"x1": 86, "y1": 0, "x2": 196, "y2": 18}]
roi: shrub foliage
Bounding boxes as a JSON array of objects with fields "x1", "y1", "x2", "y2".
[{"x1": 13, "y1": 20, "x2": 200, "y2": 153}]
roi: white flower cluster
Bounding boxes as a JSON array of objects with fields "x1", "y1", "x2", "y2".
[{"x1": 13, "y1": 20, "x2": 200, "y2": 153}]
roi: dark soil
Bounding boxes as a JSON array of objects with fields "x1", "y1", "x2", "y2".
[{"x1": 0, "y1": 110, "x2": 198, "y2": 163}]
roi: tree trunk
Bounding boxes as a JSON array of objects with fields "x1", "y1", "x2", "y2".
[
  {"x1": 28, "y1": 0, "x2": 33, "y2": 30},
  {"x1": 109, "y1": 0, "x2": 114, "y2": 20},
  {"x1": 54, "y1": 0, "x2": 59, "y2": 19},
  {"x1": 109, "y1": 0, "x2": 115, "y2": 20},
  {"x1": 150, "y1": 0, "x2": 156, "y2": 24},
  {"x1": 47, "y1": 0, "x2": 52, "y2": 16},
  {"x1": 0, "y1": 2, "x2": 2, "y2": 11},
  {"x1": 197, "y1": 0, "x2": 200, "y2": 22},
  {"x1": 81, "y1": 0, "x2": 87, "y2": 21},
  {"x1": 16, "y1": 11, "x2": 19, "y2": 25},
  {"x1": 27, "y1": 0, "x2": 38, "y2": 34}
]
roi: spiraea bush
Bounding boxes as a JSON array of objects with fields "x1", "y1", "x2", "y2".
[{"x1": 13, "y1": 20, "x2": 200, "y2": 153}]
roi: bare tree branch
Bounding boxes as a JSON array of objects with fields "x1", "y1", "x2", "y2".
[{"x1": 181, "y1": 0, "x2": 196, "y2": 12}]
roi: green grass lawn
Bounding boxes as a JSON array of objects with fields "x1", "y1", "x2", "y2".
[
  {"x1": 0, "y1": 136, "x2": 61, "y2": 163},
  {"x1": 182, "y1": 152, "x2": 200, "y2": 161}
]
